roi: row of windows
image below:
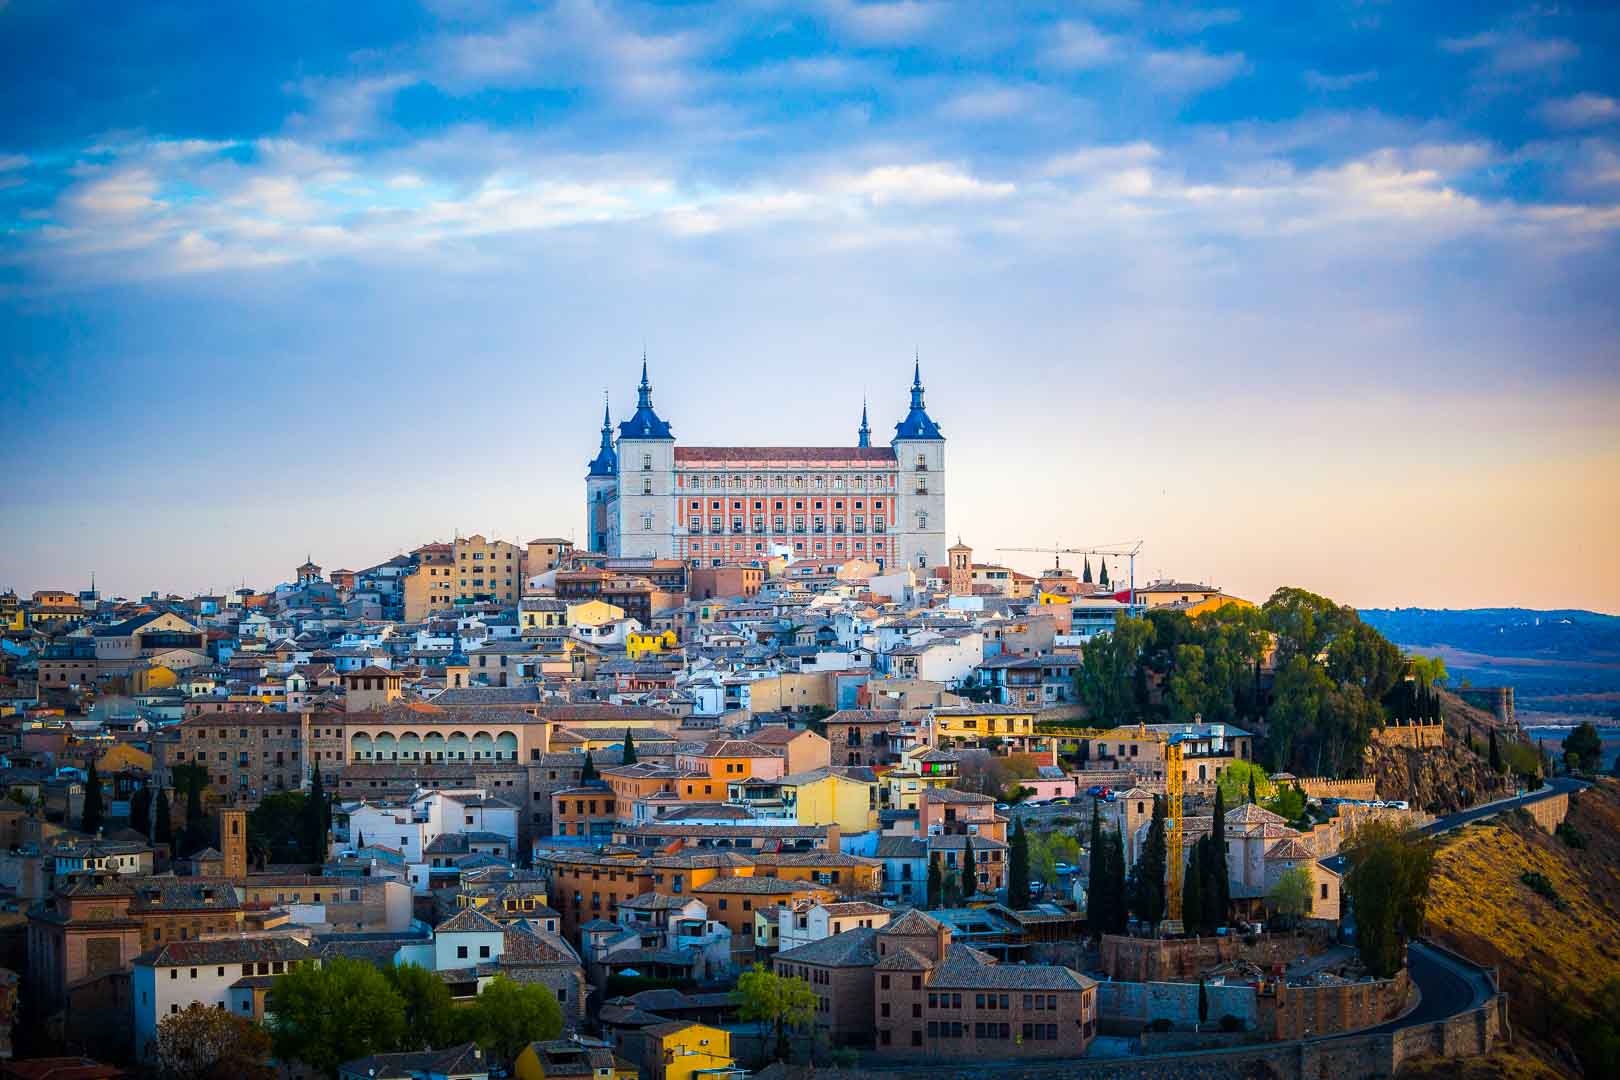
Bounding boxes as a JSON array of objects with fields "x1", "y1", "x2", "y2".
[
  {"x1": 677, "y1": 474, "x2": 896, "y2": 492},
  {"x1": 689, "y1": 498, "x2": 888, "y2": 512}
]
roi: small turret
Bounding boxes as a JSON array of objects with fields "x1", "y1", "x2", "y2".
[
  {"x1": 618, "y1": 356, "x2": 673, "y2": 440},
  {"x1": 858, "y1": 398, "x2": 871, "y2": 448},
  {"x1": 892, "y1": 355, "x2": 943, "y2": 442},
  {"x1": 587, "y1": 393, "x2": 617, "y2": 478}
]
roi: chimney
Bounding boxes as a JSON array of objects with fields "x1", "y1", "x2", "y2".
[{"x1": 824, "y1": 823, "x2": 841, "y2": 852}]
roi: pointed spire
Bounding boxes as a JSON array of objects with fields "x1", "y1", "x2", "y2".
[
  {"x1": 858, "y1": 397, "x2": 871, "y2": 448},
  {"x1": 892, "y1": 352, "x2": 943, "y2": 443},
  {"x1": 601, "y1": 391, "x2": 612, "y2": 432},
  {"x1": 637, "y1": 354, "x2": 653, "y2": 409},
  {"x1": 909, "y1": 354, "x2": 925, "y2": 411}
]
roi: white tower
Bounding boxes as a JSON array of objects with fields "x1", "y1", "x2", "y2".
[
  {"x1": 891, "y1": 358, "x2": 947, "y2": 572},
  {"x1": 613, "y1": 360, "x2": 677, "y2": 558}
]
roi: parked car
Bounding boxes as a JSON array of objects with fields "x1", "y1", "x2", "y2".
[
  {"x1": 1386, "y1": 799, "x2": 1410, "y2": 810},
  {"x1": 1054, "y1": 861, "x2": 1075, "y2": 875},
  {"x1": 995, "y1": 802, "x2": 1010, "y2": 811},
  {"x1": 1049, "y1": 797, "x2": 1071, "y2": 806},
  {"x1": 1086, "y1": 785, "x2": 1105, "y2": 797},
  {"x1": 1103, "y1": 791, "x2": 1118, "y2": 802}
]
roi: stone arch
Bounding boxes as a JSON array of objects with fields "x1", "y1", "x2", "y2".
[
  {"x1": 470, "y1": 731, "x2": 496, "y2": 760},
  {"x1": 446, "y1": 731, "x2": 470, "y2": 760},
  {"x1": 423, "y1": 732, "x2": 446, "y2": 761},
  {"x1": 495, "y1": 731, "x2": 518, "y2": 761},
  {"x1": 351, "y1": 732, "x2": 373, "y2": 761}
]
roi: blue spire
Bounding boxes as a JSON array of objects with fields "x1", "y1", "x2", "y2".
[
  {"x1": 858, "y1": 398, "x2": 871, "y2": 448},
  {"x1": 587, "y1": 391, "x2": 618, "y2": 477},
  {"x1": 620, "y1": 354, "x2": 674, "y2": 439},
  {"x1": 893, "y1": 354, "x2": 943, "y2": 442}
]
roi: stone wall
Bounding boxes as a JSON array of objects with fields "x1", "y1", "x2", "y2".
[
  {"x1": 1296, "y1": 777, "x2": 1376, "y2": 801},
  {"x1": 1099, "y1": 933, "x2": 1318, "y2": 982},
  {"x1": 1258, "y1": 970, "x2": 1409, "y2": 1040},
  {"x1": 846, "y1": 993, "x2": 1510, "y2": 1080},
  {"x1": 1097, "y1": 979, "x2": 1259, "y2": 1029},
  {"x1": 1520, "y1": 792, "x2": 1569, "y2": 834},
  {"x1": 1370, "y1": 722, "x2": 1445, "y2": 750},
  {"x1": 1455, "y1": 686, "x2": 1514, "y2": 727}
]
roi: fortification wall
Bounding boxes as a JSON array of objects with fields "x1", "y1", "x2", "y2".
[
  {"x1": 1259, "y1": 970, "x2": 1409, "y2": 1040},
  {"x1": 852, "y1": 994, "x2": 1509, "y2": 1080},
  {"x1": 1521, "y1": 792, "x2": 1570, "y2": 833},
  {"x1": 1297, "y1": 777, "x2": 1377, "y2": 801},
  {"x1": 1099, "y1": 933, "x2": 1318, "y2": 982},
  {"x1": 1097, "y1": 979, "x2": 1259, "y2": 1029},
  {"x1": 1371, "y1": 722, "x2": 1445, "y2": 750},
  {"x1": 1455, "y1": 686, "x2": 1515, "y2": 727}
]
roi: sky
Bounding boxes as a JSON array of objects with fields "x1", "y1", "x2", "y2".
[{"x1": 1, "y1": 0, "x2": 1618, "y2": 613}]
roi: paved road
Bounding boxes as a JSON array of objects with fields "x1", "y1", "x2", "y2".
[
  {"x1": 1319, "y1": 775, "x2": 1588, "y2": 875},
  {"x1": 1359, "y1": 942, "x2": 1492, "y2": 1035}
]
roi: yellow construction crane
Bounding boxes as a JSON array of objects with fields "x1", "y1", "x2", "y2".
[{"x1": 1165, "y1": 739, "x2": 1185, "y2": 925}]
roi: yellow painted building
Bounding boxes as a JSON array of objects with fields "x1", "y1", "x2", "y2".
[
  {"x1": 642, "y1": 1022, "x2": 736, "y2": 1080},
  {"x1": 1183, "y1": 593, "x2": 1256, "y2": 617},
  {"x1": 626, "y1": 628, "x2": 678, "y2": 661},
  {"x1": 567, "y1": 599, "x2": 627, "y2": 627},
  {"x1": 781, "y1": 767, "x2": 878, "y2": 834},
  {"x1": 131, "y1": 664, "x2": 180, "y2": 693},
  {"x1": 933, "y1": 706, "x2": 1038, "y2": 746},
  {"x1": 455, "y1": 533, "x2": 527, "y2": 606},
  {"x1": 96, "y1": 742, "x2": 155, "y2": 775},
  {"x1": 1037, "y1": 590, "x2": 1074, "y2": 606},
  {"x1": 514, "y1": 1038, "x2": 638, "y2": 1080},
  {"x1": 748, "y1": 672, "x2": 834, "y2": 713},
  {"x1": 884, "y1": 748, "x2": 959, "y2": 810}
]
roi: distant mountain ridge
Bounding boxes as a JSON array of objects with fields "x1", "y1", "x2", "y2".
[{"x1": 1357, "y1": 607, "x2": 1620, "y2": 664}]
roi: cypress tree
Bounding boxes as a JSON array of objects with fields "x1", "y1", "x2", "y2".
[
  {"x1": 154, "y1": 789, "x2": 173, "y2": 848},
  {"x1": 303, "y1": 770, "x2": 328, "y2": 861},
  {"x1": 1199, "y1": 978, "x2": 1210, "y2": 1028},
  {"x1": 129, "y1": 786, "x2": 153, "y2": 839},
  {"x1": 1488, "y1": 729, "x2": 1503, "y2": 774},
  {"x1": 580, "y1": 751, "x2": 599, "y2": 783},
  {"x1": 1086, "y1": 802, "x2": 1105, "y2": 932},
  {"x1": 356, "y1": 830, "x2": 366, "y2": 850},
  {"x1": 928, "y1": 851, "x2": 943, "y2": 908},
  {"x1": 1210, "y1": 785, "x2": 1229, "y2": 924},
  {"x1": 1131, "y1": 795, "x2": 1168, "y2": 929},
  {"x1": 622, "y1": 729, "x2": 637, "y2": 765},
  {"x1": 80, "y1": 761, "x2": 105, "y2": 835},
  {"x1": 1201, "y1": 837, "x2": 1223, "y2": 934},
  {"x1": 962, "y1": 836, "x2": 976, "y2": 899},
  {"x1": 1082, "y1": 556, "x2": 1093, "y2": 585},
  {"x1": 1008, "y1": 818, "x2": 1031, "y2": 909},
  {"x1": 1099, "y1": 559, "x2": 1110, "y2": 588},
  {"x1": 1247, "y1": 771, "x2": 1257, "y2": 805},
  {"x1": 182, "y1": 774, "x2": 207, "y2": 857},
  {"x1": 1107, "y1": 828, "x2": 1129, "y2": 934},
  {"x1": 1182, "y1": 838, "x2": 1204, "y2": 936}
]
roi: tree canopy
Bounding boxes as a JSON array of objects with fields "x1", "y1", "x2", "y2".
[
  {"x1": 1564, "y1": 722, "x2": 1604, "y2": 772},
  {"x1": 268, "y1": 958, "x2": 407, "y2": 1077},
  {"x1": 1342, "y1": 821, "x2": 1436, "y2": 978},
  {"x1": 734, "y1": 963, "x2": 815, "y2": 1062},
  {"x1": 459, "y1": 975, "x2": 563, "y2": 1064},
  {"x1": 155, "y1": 1001, "x2": 274, "y2": 1080}
]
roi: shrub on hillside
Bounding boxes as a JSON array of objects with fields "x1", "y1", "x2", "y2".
[
  {"x1": 1219, "y1": 1014, "x2": 1245, "y2": 1032},
  {"x1": 1555, "y1": 822, "x2": 1587, "y2": 849},
  {"x1": 1520, "y1": 870, "x2": 1566, "y2": 909}
]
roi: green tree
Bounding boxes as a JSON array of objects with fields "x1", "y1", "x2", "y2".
[
  {"x1": 155, "y1": 1000, "x2": 275, "y2": 1080},
  {"x1": 129, "y1": 785, "x2": 154, "y2": 839},
  {"x1": 1199, "y1": 978, "x2": 1210, "y2": 1029},
  {"x1": 1008, "y1": 818, "x2": 1031, "y2": 909},
  {"x1": 734, "y1": 963, "x2": 815, "y2": 1063},
  {"x1": 1564, "y1": 722, "x2": 1603, "y2": 773},
  {"x1": 1075, "y1": 616, "x2": 1154, "y2": 724},
  {"x1": 1028, "y1": 830, "x2": 1079, "y2": 890},
  {"x1": 927, "y1": 851, "x2": 942, "y2": 908},
  {"x1": 1219, "y1": 760, "x2": 1272, "y2": 807},
  {"x1": 181, "y1": 764, "x2": 209, "y2": 857},
  {"x1": 621, "y1": 729, "x2": 637, "y2": 765},
  {"x1": 461, "y1": 975, "x2": 563, "y2": 1065},
  {"x1": 1181, "y1": 838, "x2": 1204, "y2": 936},
  {"x1": 1268, "y1": 866, "x2": 1314, "y2": 928},
  {"x1": 1130, "y1": 795, "x2": 1168, "y2": 929},
  {"x1": 80, "y1": 761, "x2": 105, "y2": 834},
  {"x1": 1264, "y1": 783, "x2": 1306, "y2": 825},
  {"x1": 1086, "y1": 802, "x2": 1105, "y2": 932},
  {"x1": 961, "y1": 835, "x2": 977, "y2": 899},
  {"x1": 383, "y1": 964, "x2": 456, "y2": 1051},
  {"x1": 580, "y1": 751, "x2": 599, "y2": 783},
  {"x1": 1489, "y1": 728, "x2": 1504, "y2": 774},
  {"x1": 1106, "y1": 828, "x2": 1129, "y2": 933},
  {"x1": 269, "y1": 958, "x2": 407, "y2": 1077},
  {"x1": 302, "y1": 769, "x2": 328, "y2": 861},
  {"x1": 248, "y1": 791, "x2": 309, "y2": 865},
  {"x1": 1208, "y1": 785, "x2": 1230, "y2": 926},
  {"x1": 1342, "y1": 821, "x2": 1436, "y2": 978},
  {"x1": 1407, "y1": 653, "x2": 1448, "y2": 690},
  {"x1": 155, "y1": 788, "x2": 173, "y2": 847},
  {"x1": 1098, "y1": 558, "x2": 1109, "y2": 588}
]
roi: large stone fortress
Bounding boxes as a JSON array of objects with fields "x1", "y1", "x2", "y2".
[{"x1": 587, "y1": 359, "x2": 946, "y2": 571}]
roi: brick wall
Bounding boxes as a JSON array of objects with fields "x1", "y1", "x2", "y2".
[
  {"x1": 1099, "y1": 934, "x2": 1317, "y2": 983},
  {"x1": 1097, "y1": 979, "x2": 1259, "y2": 1029},
  {"x1": 1258, "y1": 970, "x2": 1409, "y2": 1039},
  {"x1": 1520, "y1": 792, "x2": 1569, "y2": 834}
]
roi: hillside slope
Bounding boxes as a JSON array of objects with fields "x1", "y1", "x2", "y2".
[
  {"x1": 1365, "y1": 690, "x2": 1515, "y2": 813},
  {"x1": 1425, "y1": 780, "x2": 1620, "y2": 1075}
]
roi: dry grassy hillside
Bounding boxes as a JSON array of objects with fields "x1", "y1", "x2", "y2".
[{"x1": 1425, "y1": 779, "x2": 1620, "y2": 1074}]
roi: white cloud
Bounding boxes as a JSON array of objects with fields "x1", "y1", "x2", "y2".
[
  {"x1": 1442, "y1": 30, "x2": 1576, "y2": 76},
  {"x1": 819, "y1": 0, "x2": 940, "y2": 44},
  {"x1": 1305, "y1": 69, "x2": 1377, "y2": 92},
  {"x1": 938, "y1": 84, "x2": 1041, "y2": 121},
  {"x1": 1542, "y1": 93, "x2": 1620, "y2": 130},
  {"x1": 825, "y1": 162, "x2": 1016, "y2": 205},
  {"x1": 1040, "y1": 20, "x2": 1121, "y2": 70},
  {"x1": 1141, "y1": 46, "x2": 1248, "y2": 93}
]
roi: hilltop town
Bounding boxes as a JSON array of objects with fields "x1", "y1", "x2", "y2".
[{"x1": 0, "y1": 370, "x2": 1605, "y2": 1080}]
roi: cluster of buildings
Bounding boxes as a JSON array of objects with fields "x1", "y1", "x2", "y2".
[{"x1": 0, "y1": 372, "x2": 1397, "y2": 1076}]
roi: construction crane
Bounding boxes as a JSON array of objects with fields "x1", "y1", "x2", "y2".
[{"x1": 996, "y1": 541, "x2": 1145, "y2": 612}]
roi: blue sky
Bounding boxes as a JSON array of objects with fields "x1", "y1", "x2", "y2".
[{"x1": 2, "y1": 1, "x2": 1618, "y2": 611}]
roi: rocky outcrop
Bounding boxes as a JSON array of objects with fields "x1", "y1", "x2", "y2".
[{"x1": 1364, "y1": 689, "x2": 1518, "y2": 813}]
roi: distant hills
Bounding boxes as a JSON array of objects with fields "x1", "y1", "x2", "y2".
[{"x1": 1357, "y1": 608, "x2": 1620, "y2": 724}]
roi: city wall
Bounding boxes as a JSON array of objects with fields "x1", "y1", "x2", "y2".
[
  {"x1": 854, "y1": 993, "x2": 1509, "y2": 1080},
  {"x1": 1259, "y1": 970, "x2": 1410, "y2": 1040},
  {"x1": 1295, "y1": 777, "x2": 1376, "y2": 802},
  {"x1": 1371, "y1": 722, "x2": 1445, "y2": 750},
  {"x1": 1098, "y1": 978, "x2": 1259, "y2": 1029},
  {"x1": 1099, "y1": 933, "x2": 1321, "y2": 982},
  {"x1": 1520, "y1": 792, "x2": 1570, "y2": 834}
]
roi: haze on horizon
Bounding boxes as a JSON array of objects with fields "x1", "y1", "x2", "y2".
[{"x1": 2, "y1": 1, "x2": 1617, "y2": 614}]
